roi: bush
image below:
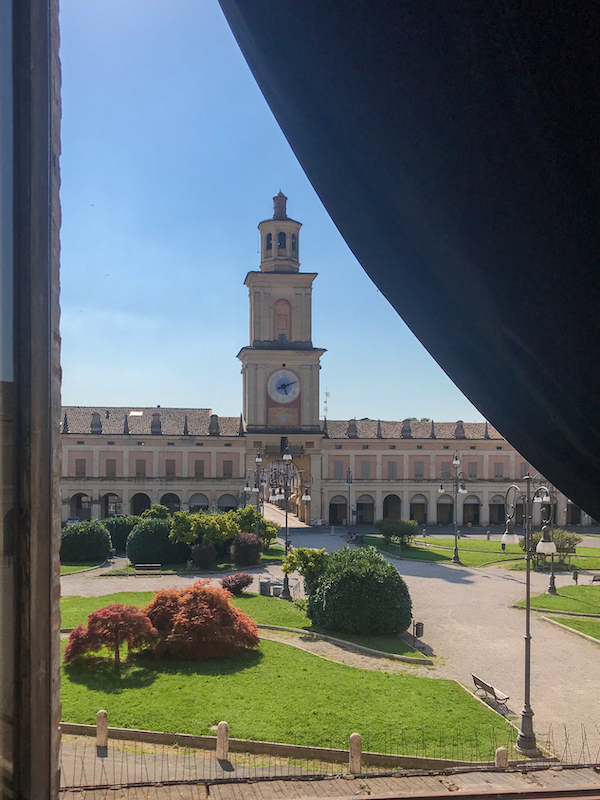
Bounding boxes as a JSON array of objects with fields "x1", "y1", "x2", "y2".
[
  {"x1": 60, "y1": 520, "x2": 111, "y2": 563},
  {"x1": 230, "y1": 532, "x2": 263, "y2": 566},
  {"x1": 141, "y1": 504, "x2": 170, "y2": 520},
  {"x1": 64, "y1": 604, "x2": 157, "y2": 671},
  {"x1": 143, "y1": 581, "x2": 260, "y2": 660},
  {"x1": 307, "y1": 546, "x2": 412, "y2": 635},
  {"x1": 126, "y1": 518, "x2": 190, "y2": 565},
  {"x1": 103, "y1": 516, "x2": 141, "y2": 551},
  {"x1": 283, "y1": 548, "x2": 329, "y2": 597},
  {"x1": 221, "y1": 572, "x2": 253, "y2": 595},
  {"x1": 191, "y1": 541, "x2": 217, "y2": 569},
  {"x1": 233, "y1": 506, "x2": 280, "y2": 545},
  {"x1": 375, "y1": 518, "x2": 418, "y2": 546}
]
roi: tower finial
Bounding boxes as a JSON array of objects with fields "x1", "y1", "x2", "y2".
[{"x1": 273, "y1": 191, "x2": 288, "y2": 220}]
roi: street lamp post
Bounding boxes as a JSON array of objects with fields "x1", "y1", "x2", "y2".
[
  {"x1": 243, "y1": 451, "x2": 265, "y2": 539},
  {"x1": 346, "y1": 469, "x2": 353, "y2": 529},
  {"x1": 437, "y1": 450, "x2": 467, "y2": 564},
  {"x1": 265, "y1": 447, "x2": 313, "y2": 601},
  {"x1": 503, "y1": 475, "x2": 556, "y2": 757}
]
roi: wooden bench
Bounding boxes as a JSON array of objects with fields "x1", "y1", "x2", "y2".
[
  {"x1": 591, "y1": 574, "x2": 600, "y2": 584},
  {"x1": 134, "y1": 563, "x2": 162, "y2": 576},
  {"x1": 471, "y1": 674, "x2": 509, "y2": 708}
]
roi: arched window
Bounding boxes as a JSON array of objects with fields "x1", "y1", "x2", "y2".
[
  {"x1": 291, "y1": 234, "x2": 297, "y2": 252},
  {"x1": 273, "y1": 298, "x2": 292, "y2": 342},
  {"x1": 278, "y1": 231, "x2": 286, "y2": 249},
  {"x1": 266, "y1": 232, "x2": 272, "y2": 251}
]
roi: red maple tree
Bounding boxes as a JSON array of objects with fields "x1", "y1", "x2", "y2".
[
  {"x1": 143, "y1": 580, "x2": 260, "y2": 660},
  {"x1": 64, "y1": 604, "x2": 158, "y2": 671}
]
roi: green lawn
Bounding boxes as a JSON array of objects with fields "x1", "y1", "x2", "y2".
[
  {"x1": 61, "y1": 638, "x2": 510, "y2": 756},
  {"x1": 60, "y1": 562, "x2": 105, "y2": 575},
  {"x1": 60, "y1": 592, "x2": 423, "y2": 657},
  {"x1": 550, "y1": 616, "x2": 600, "y2": 641},
  {"x1": 364, "y1": 535, "x2": 521, "y2": 567},
  {"x1": 518, "y1": 586, "x2": 600, "y2": 614},
  {"x1": 107, "y1": 545, "x2": 285, "y2": 576},
  {"x1": 368, "y1": 534, "x2": 600, "y2": 571}
]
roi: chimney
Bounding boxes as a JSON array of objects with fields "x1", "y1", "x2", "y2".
[
  {"x1": 209, "y1": 414, "x2": 220, "y2": 436},
  {"x1": 151, "y1": 412, "x2": 162, "y2": 435},
  {"x1": 91, "y1": 411, "x2": 102, "y2": 435}
]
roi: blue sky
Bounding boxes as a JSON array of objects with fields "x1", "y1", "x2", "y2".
[{"x1": 59, "y1": 0, "x2": 484, "y2": 424}]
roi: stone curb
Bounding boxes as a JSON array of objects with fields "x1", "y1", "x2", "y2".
[
  {"x1": 540, "y1": 615, "x2": 600, "y2": 647},
  {"x1": 512, "y1": 604, "x2": 600, "y2": 618},
  {"x1": 61, "y1": 560, "x2": 110, "y2": 576},
  {"x1": 256, "y1": 624, "x2": 433, "y2": 664}
]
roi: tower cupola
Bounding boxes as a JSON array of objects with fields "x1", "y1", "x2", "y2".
[{"x1": 258, "y1": 192, "x2": 302, "y2": 272}]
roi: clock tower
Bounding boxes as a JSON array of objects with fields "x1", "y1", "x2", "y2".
[{"x1": 238, "y1": 193, "x2": 325, "y2": 433}]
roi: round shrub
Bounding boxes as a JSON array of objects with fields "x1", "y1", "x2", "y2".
[
  {"x1": 60, "y1": 520, "x2": 111, "y2": 563},
  {"x1": 191, "y1": 541, "x2": 217, "y2": 569},
  {"x1": 126, "y1": 518, "x2": 190, "y2": 565},
  {"x1": 307, "y1": 546, "x2": 412, "y2": 635},
  {"x1": 221, "y1": 572, "x2": 253, "y2": 595},
  {"x1": 103, "y1": 515, "x2": 141, "y2": 551},
  {"x1": 230, "y1": 532, "x2": 263, "y2": 566}
]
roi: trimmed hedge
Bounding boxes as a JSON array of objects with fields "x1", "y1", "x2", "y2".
[
  {"x1": 103, "y1": 516, "x2": 141, "y2": 551},
  {"x1": 126, "y1": 518, "x2": 190, "y2": 565},
  {"x1": 221, "y1": 572, "x2": 253, "y2": 595},
  {"x1": 191, "y1": 541, "x2": 217, "y2": 569},
  {"x1": 60, "y1": 520, "x2": 111, "y2": 563},
  {"x1": 307, "y1": 546, "x2": 412, "y2": 635}
]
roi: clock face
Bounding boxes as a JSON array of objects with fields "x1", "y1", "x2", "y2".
[{"x1": 267, "y1": 369, "x2": 300, "y2": 404}]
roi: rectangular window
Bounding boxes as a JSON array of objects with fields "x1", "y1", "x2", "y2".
[
  {"x1": 75, "y1": 458, "x2": 86, "y2": 478},
  {"x1": 494, "y1": 462, "x2": 504, "y2": 479},
  {"x1": 223, "y1": 460, "x2": 233, "y2": 478},
  {"x1": 389, "y1": 445, "x2": 396, "y2": 450},
  {"x1": 414, "y1": 460, "x2": 424, "y2": 479},
  {"x1": 253, "y1": 441, "x2": 262, "y2": 448},
  {"x1": 443, "y1": 445, "x2": 450, "y2": 450},
  {"x1": 165, "y1": 459, "x2": 176, "y2": 477},
  {"x1": 362, "y1": 445, "x2": 369, "y2": 450},
  {"x1": 135, "y1": 459, "x2": 146, "y2": 477},
  {"x1": 194, "y1": 460, "x2": 205, "y2": 478},
  {"x1": 305, "y1": 441, "x2": 314, "y2": 448},
  {"x1": 333, "y1": 460, "x2": 343, "y2": 479},
  {"x1": 105, "y1": 459, "x2": 116, "y2": 478},
  {"x1": 520, "y1": 462, "x2": 528, "y2": 478},
  {"x1": 335, "y1": 444, "x2": 342, "y2": 450},
  {"x1": 416, "y1": 445, "x2": 423, "y2": 450},
  {"x1": 467, "y1": 462, "x2": 478, "y2": 479},
  {"x1": 441, "y1": 461, "x2": 451, "y2": 478},
  {"x1": 387, "y1": 461, "x2": 397, "y2": 480},
  {"x1": 360, "y1": 460, "x2": 371, "y2": 479}
]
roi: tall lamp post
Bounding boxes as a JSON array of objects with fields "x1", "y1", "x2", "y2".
[
  {"x1": 436, "y1": 450, "x2": 467, "y2": 564},
  {"x1": 266, "y1": 447, "x2": 313, "y2": 601},
  {"x1": 243, "y1": 450, "x2": 265, "y2": 538},
  {"x1": 502, "y1": 475, "x2": 556, "y2": 756},
  {"x1": 346, "y1": 468, "x2": 353, "y2": 529}
]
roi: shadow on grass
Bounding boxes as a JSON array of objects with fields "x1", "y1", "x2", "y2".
[{"x1": 64, "y1": 647, "x2": 264, "y2": 692}]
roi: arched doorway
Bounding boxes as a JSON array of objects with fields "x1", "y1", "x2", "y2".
[
  {"x1": 436, "y1": 495, "x2": 453, "y2": 524},
  {"x1": 410, "y1": 494, "x2": 427, "y2": 524},
  {"x1": 69, "y1": 493, "x2": 92, "y2": 521},
  {"x1": 356, "y1": 494, "x2": 374, "y2": 524},
  {"x1": 383, "y1": 494, "x2": 401, "y2": 520},
  {"x1": 101, "y1": 493, "x2": 120, "y2": 519},
  {"x1": 160, "y1": 493, "x2": 181, "y2": 514},
  {"x1": 218, "y1": 494, "x2": 238, "y2": 511},
  {"x1": 463, "y1": 495, "x2": 481, "y2": 525},
  {"x1": 189, "y1": 493, "x2": 209, "y2": 513},
  {"x1": 567, "y1": 503, "x2": 582, "y2": 525},
  {"x1": 329, "y1": 495, "x2": 347, "y2": 525},
  {"x1": 131, "y1": 493, "x2": 151, "y2": 516},
  {"x1": 489, "y1": 495, "x2": 505, "y2": 525}
]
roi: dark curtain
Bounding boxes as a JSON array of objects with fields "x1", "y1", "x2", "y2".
[{"x1": 219, "y1": 0, "x2": 600, "y2": 520}]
